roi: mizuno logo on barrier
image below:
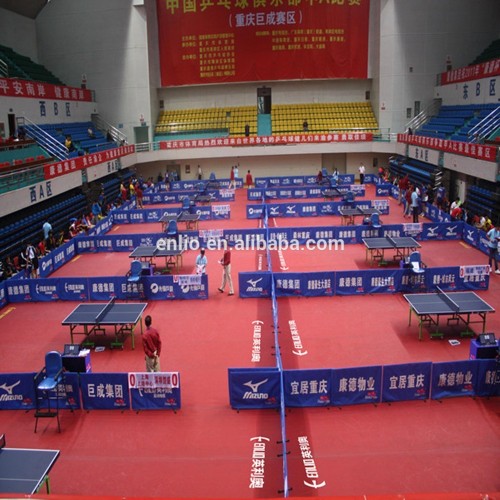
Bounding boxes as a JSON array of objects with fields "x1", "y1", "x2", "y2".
[{"x1": 242, "y1": 379, "x2": 269, "y2": 399}]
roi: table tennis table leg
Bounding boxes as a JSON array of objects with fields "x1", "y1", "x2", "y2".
[{"x1": 36, "y1": 475, "x2": 51, "y2": 494}]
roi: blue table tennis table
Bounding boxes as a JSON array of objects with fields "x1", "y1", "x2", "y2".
[
  {"x1": 322, "y1": 187, "x2": 344, "y2": 200},
  {"x1": 339, "y1": 206, "x2": 380, "y2": 226},
  {"x1": 404, "y1": 287, "x2": 495, "y2": 340},
  {"x1": 159, "y1": 212, "x2": 200, "y2": 231},
  {"x1": 62, "y1": 298, "x2": 147, "y2": 349},
  {"x1": 0, "y1": 447, "x2": 60, "y2": 494},
  {"x1": 363, "y1": 236, "x2": 421, "y2": 266},
  {"x1": 129, "y1": 245, "x2": 184, "y2": 272}
]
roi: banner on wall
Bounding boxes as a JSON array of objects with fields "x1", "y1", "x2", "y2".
[
  {"x1": 157, "y1": 0, "x2": 369, "y2": 86},
  {"x1": 439, "y1": 58, "x2": 500, "y2": 85},
  {"x1": 398, "y1": 134, "x2": 497, "y2": 162},
  {"x1": 0, "y1": 77, "x2": 92, "y2": 101},
  {"x1": 43, "y1": 145, "x2": 135, "y2": 180}
]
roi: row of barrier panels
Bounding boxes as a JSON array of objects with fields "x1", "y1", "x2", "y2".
[
  {"x1": 0, "y1": 371, "x2": 181, "y2": 411},
  {"x1": 228, "y1": 359, "x2": 500, "y2": 410}
]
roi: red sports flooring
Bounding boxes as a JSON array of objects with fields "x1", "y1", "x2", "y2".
[{"x1": 0, "y1": 185, "x2": 499, "y2": 500}]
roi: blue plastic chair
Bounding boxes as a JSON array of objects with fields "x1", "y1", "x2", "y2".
[
  {"x1": 35, "y1": 351, "x2": 64, "y2": 433},
  {"x1": 343, "y1": 191, "x2": 355, "y2": 204},
  {"x1": 181, "y1": 197, "x2": 191, "y2": 212},
  {"x1": 166, "y1": 219, "x2": 178, "y2": 239},
  {"x1": 126, "y1": 260, "x2": 144, "y2": 300},
  {"x1": 128, "y1": 260, "x2": 143, "y2": 283},
  {"x1": 370, "y1": 212, "x2": 382, "y2": 229},
  {"x1": 408, "y1": 251, "x2": 425, "y2": 274}
]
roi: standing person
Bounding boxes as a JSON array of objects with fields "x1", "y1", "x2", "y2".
[
  {"x1": 22, "y1": 242, "x2": 37, "y2": 278},
  {"x1": 411, "y1": 186, "x2": 420, "y2": 223},
  {"x1": 244, "y1": 123, "x2": 250, "y2": 137},
  {"x1": 229, "y1": 166, "x2": 235, "y2": 189},
  {"x1": 135, "y1": 183, "x2": 144, "y2": 209},
  {"x1": 358, "y1": 163, "x2": 365, "y2": 184},
  {"x1": 198, "y1": 165, "x2": 202, "y2": 180},
  {"x1": 195, "y1": 248, "x2": 208, "y2": 275},
  {"x1": 91, "y1": 201, "x2": 102, "y2": 225},
  {"x1": 234, "y1": 164, "x2": 239, "y2": 184},
  {"x1": 218, "y1": 244, "x2": 234, "y2": 296},
  {"x1": 142, "y1": 315, "x2": 162, "y2": 372},
  {"x1": 486, "y1": 224, "x2": 500, "y2": 274},
  {"x1": 120, "y1": 181, "x2": 128, "y2": 202},
  {"x1": 42, "y1": 220, "x2": 52, "y2": 242},
  {"x1": 245, "y1": 169, "x2": 253, "y2": 188}
]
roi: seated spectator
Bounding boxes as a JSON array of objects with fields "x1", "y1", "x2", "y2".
[
  {"x1": 68, "y1": 219, "x2": 80, "y2": 238},
  {"x1": 87, "y1": 126, "x2": 95, "y2": 139},
  {"x1": 46, "y1": 230, "x2": 57, "y2": 251},
  {"x1": 480, "y1": 215, "x2": 493, "y2": 231},
  {"x1": 106, "y1": 129, "x2": 113, "y2": 142},
  {"x1": 17, "y1": 127, "x2": 26, "y2": 141},
  {"x1": 56, "y1": 230, "x2": 66, "y2": 246},
  {"x1": 37, "y1": 238, "x2": 47, "y2": 257},
  {"x1": 451, "y1": 206, "x2": 463, "y2": 221},
  {"x1": 450, "y1": 197, "x2": 461, "y2": 212},
  {"x1": 472, "y1": 214, "x2": 481, "y2": 227},
  {"x1": 3, "y1": 257, "x2": 15, "y2": 279},
  {"x1": 65, "y1": 135, "x2": 75, "y2": 152}
]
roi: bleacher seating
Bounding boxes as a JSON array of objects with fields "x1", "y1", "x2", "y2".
[
  {"x1": 0, "y1": 143, "x2": 51, "y2": 167},
  {"x1": 0, "y1": 44, "x2": 64, "y2": 85},
  {"x1": 466, "y1": 184, "x2": 500, "y2": 222},
  {"x1": 155, "y1": 102, "x2": 379, "y2": 139},
  {"x1": 416, "y1": 103, "x2": 498, "y2": 141},
  {"x1": 0, "y1": 191, "x2": 87, "y2": 263},
  {"x1": 0, "y1": 170, "x2": 134, "y2": 264},
  {"x1": 470, "y1": 39, "x2": 500, "y2": 66},
  {"x1": 35, "y1": 121, "x2": 117, "y2": 155},
  {"x1": 389, "y1": 156, "x2": 438, "y2": 189}
]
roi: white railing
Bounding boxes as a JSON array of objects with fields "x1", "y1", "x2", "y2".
[{"x1": 17, "y1": 116, "x2": 68, "y2": 161}]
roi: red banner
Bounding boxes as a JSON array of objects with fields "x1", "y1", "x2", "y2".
[
  {"x1": 0, "y1": 77, "x2": 92, "y2": 102},
  {"x1": 439, "y1": 58, "x2": 500, "y2": 85},
  {"x1": 398, "y1": 134, "x2": 498, "y2": 162},
  {"x1": 157, "y1": 0, "x2": 369, "y2": 87},
  {"x1": 44, "y1": 145, "x2": 135, "y2": 179},
  {"x1": 160, "y1": 132, "x2": 372, "y2": 149}
]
